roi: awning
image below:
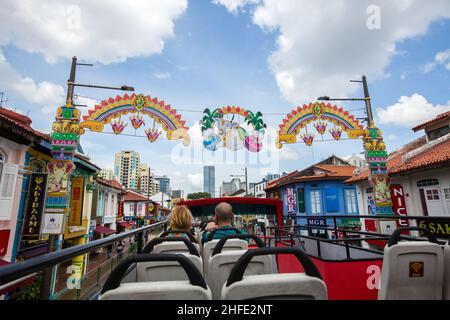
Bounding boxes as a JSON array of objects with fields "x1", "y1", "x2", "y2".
[
  {"x1": 118, "y1": 222, "x2": 132, "y2": 229},
  {"x1": 93, "y1": 225, "x2": 116, "y2": 236}
]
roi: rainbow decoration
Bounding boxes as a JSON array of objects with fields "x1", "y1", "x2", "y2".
[
  {"x1": 276, "y1": 102, "x2": 364, "y2": 148},
  {"x1": 79, "y1": 93, "x2": 190, "y2": 146}
]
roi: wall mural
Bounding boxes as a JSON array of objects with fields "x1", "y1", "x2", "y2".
[
  {"x1": 201, "y1": 106, "x2": 267, "y2": 152},
  {"x1": 80, "y1": 93, "x2": 191, "y2": 146}
]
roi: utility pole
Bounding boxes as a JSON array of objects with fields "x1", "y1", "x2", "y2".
[{"x1": 362, "y1": 75, "x2": 374, "y2": 126}]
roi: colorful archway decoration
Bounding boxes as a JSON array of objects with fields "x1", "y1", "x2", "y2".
[
  {"x1": 201, "y1": 106, "x2": 267, "y2": 152},
  {"x1": 79, "y1": 94, "x2": 190, "y2": 146},
  {"x1": 276, "y1": 102, "x2": 364, "y2": 148}
]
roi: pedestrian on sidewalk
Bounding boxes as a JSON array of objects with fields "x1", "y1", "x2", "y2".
[
  {"x1": 116, "y1": 240, "x2": 125, "y2": 254},
  {"x1": 106, "y1": 244, "x2": 113, "y2": 259}
]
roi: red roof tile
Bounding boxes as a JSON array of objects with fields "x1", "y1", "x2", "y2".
[
  {"x1": 124, "y1": 190, "x2": 148, "y2": 202},
  {"x1": 345, "y1": 135, "x2": 450, "y2": 183},
  {"x1": 96, "y1": 177, "x2": 125, "y2": 191},
  {"x1": 412, "y1": 111, "x2": 450, "y2": 132}
]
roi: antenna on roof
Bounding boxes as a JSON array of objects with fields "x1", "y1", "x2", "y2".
[{"x1": 0, "y1": 92, "x2": 9, "y2": 107}]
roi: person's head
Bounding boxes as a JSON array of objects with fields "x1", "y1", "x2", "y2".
[
  {"x1": 214, "y1": 202, "x2": 233, "y2": 226},
  {"x1": 168, "y1": 205, "x2": 193, "y2": 231}
]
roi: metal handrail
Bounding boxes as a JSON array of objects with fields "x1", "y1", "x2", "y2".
[{"x1": 0, "y1": 221, "x2": 167, "y2": 288}]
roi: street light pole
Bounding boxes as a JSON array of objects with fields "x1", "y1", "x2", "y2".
[{"x1": 361, "y1": 75, "x2": 374, "y2": 126}]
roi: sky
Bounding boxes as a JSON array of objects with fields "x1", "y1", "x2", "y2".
[{"x1": 0, "y1": 0, "x2": 449, "y2": 195}]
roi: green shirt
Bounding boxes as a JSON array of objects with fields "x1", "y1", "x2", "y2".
[{"x1": 202, "y1": 226, "x2": 247, "y2": 243}]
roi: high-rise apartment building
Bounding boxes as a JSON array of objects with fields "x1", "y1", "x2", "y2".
[
  {"x1": 221, "y1": 178, "x2": 245, "y2": 196},
  {"x1": 155, "y1": 175, "x2": 170, "y2": 194},
  {"x1": 138, "y1": 164, "x2": 158, "y2": 196},
  {"x1": 171, "y1": 190, "x2": 184, "y2": 199},
  {"x1": 203, "y1": 166, "x2": 215, "y2": 197},
  {"x1": 114, "y1": 151, "x2": 140, "y2": 190},
  {"x1": 99, "y1": 169, "x2": 114, "y2": 180}
]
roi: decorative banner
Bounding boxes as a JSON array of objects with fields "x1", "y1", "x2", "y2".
[
  {"x1": 286, "y1": 187, "x2": 296, "y2": 215},
  {"x1": 324, "y1": 185, "x2": 339, "y2": 212},
  {"x1": 41, "y1": 213, "x2": 65, "y2": 234},
  {"x1": 79, "y1": 93, "x2": 190, "y2": 146},
  {"x1": 200, "y1": 106, "x2": 267, "y2": 152},
  {"x1": 47, "y1": 160, "x2": 75, "y2": 198},
  {"x1": 68, "y1": 177, "x2": 84, "y2": 226},
  {"x1": 276, "y1": 102, "x2": 364, "y2": 148},
  {"x1": 21, "y1": 173, "x2": 48, "y2": 249}
]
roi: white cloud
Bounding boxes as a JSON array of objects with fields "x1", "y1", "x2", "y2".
[
  {"x1": 216, "y1": 0, "x2": 450, "y2": 104},
  {"x1": 422, "y1": 48, "x2": 450, "y2": 73},
  {"x1": 0, "y1": 51, "x2": 65, "y2": 114},
  {"x1": 187, "y1": 173, "x2": 203, "y2": 189},
  {"x1": 376, "y1": 93, "x2": 450, "y2": 127},
  {"x1": 0, "y1": 0, "x2": 188, "y2": 64},
  {"x1": 153, "y1": 72, "x2": 172, "y2": 80},
  {"x1": 400, "y1": 72, "x2": 407, "y2": 80}
]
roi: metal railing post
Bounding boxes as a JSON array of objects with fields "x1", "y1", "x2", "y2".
[{"x1": 137, "y1": 231, "x2": 143, "y2": 254}]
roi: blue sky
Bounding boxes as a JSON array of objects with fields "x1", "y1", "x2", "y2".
[{"x1": 0, "y1": 0, "x2": 449, "y2": 194}]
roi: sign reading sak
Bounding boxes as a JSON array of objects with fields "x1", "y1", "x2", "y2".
[{"x1": 286, "y1": 187, "x2": 297, "y2": 215}]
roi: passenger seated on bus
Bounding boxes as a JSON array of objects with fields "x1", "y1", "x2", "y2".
[
  {"x1": 202, "y1": 202, "x2": 247, "y2": 243},
  {"x1": 167, "y1": 205, "x2": 195, "y2": 238}
]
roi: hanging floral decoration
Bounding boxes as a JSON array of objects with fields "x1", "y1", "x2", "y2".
[
  {"x1": 110, "y1": 118, "x2": 127, "y2": 134},
  {"x1": 130, "y1": 114, "x2": 145, "y2": 129},
  {"x1": 300, "y1": 132, "x2": 315, "y2": 146},
  {"x1": 145, "y1": 128, "x2": 162, "y2": 142},
  {"x1": 329, "y1": 127, "x2": 343, "y2": 140},
  {"x1": 314, "y1": 121, "x2": 327, "y2": 135}
]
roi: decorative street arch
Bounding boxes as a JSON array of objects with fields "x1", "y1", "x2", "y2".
[
  {"x1": 79, "y1": 93, "x2": 190, "y2": 146},
  {"x1": 200, "y1": 106, "x2": 267, "y2": 152},
  {"x1": 276, "y1": 102, "x2": 392, "y2": 215},
  {"x1": 276, "y1": 102, "x2": 364, "y2": 148}
]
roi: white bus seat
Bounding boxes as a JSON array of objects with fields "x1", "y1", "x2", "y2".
[
  {"x1": 202, "y1": 239, "x2": 248, "y2": 273},
  {"x1": 443, "y1": 242, "x2": 450, "y2": 300},
  {"x1": 205, "y1": 234, "x2": 270, "y2": 299},
  {"x1": 221, "y1": 247, "x2": 327, "y2": 300},
  {"x1": 379, "y1": 227, "x2": 444, "y2": 300},
  {"x1": 142, "y1": 236, "x2": 200, "y2": 256},
  {"x1": 137, "y1": 253, "x2": 203, "y2": 281},
  {"x1": 99, "y1": 253, "x2": 211, "y2": 300}
]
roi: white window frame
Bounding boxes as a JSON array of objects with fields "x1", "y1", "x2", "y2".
[
  {"x1": 345, "y1": 189, "x2": 358, "y2": 214},
  {"x1": 0, "y1": 159, "x2": 19, "y2": 220},
  {"x1": 310, "y1": 190, "x2": 322, "y2": 215}
]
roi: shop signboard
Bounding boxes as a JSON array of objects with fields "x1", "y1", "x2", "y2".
[
  {"x1": 68, "y1": 177, "x2": 84, "y2": 226},
  {"x1": 418, "y1": 218, "x2": 450, "y2": 239},
  {"x1": 307, "y1": 217, "x2": 328, "y2": 239},
  {"x1": 390, "y1": 184, "x2": 409, "y2": 228},
  {"x1": 21, "y1": 173, "x2": 47, "y2": 249},
  {"x1": 41, "y1": 213, "x2": 65, "y2": 234},
  {"x1": 286, "y1": 187, "x2": 296, "y2": 215}
]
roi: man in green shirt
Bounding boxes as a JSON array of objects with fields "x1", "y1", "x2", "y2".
[{"x1": 202, "y1": 202, "x2": 246, "y2": 243}]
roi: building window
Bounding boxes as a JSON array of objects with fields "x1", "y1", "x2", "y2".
[
  {"x1": 444, "y1": 188, "x2": 450, "y2": 200},
  {"x1": 427, "y1": 125, "x2": 449, "y2": 141},
  {"x1": 345, "y1": 189, "x2": 358, "y2": 214},
  {"x1": 310, "y1": 190, "x2": 322, "y2": 214},
  {"x1": 417, "y1": 179, "x2": 439, "y2": 187},
  {"x1": 425, "y1": 189, "x2": 440, "y2": 200}
]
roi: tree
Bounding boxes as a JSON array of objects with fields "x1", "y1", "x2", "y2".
[{"x1": 187, "y1": 192, "x2": 211, "y2": 200}]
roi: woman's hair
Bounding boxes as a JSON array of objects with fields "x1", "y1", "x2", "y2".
[{"x1": 168, "y1": 205, "x2": 193, "y2": 231}]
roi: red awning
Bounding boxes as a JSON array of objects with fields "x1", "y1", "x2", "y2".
[
  {"x1": 93, "y1": 225, "x2": 116, "y2": 236},
  {"x1": 118, "y1": 222, "x2": 132, "y2": 229}
]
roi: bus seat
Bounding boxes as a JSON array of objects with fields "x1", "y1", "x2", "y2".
[
  {"x1": 206, "y1": 234, "x2": 271, "y2": 299},
  {"x1": 379, "y1": 227, "x2": 444, "y2": 300},
  {"x1": 137, "y1": 253, "x2": 203, "y2": 281},
  {"x1": 143, "y1": 236, "x2": 200, "y2": 256},
  {"x1": 221, "y1": 247, "x2": 327, "y2": 300},
  {"x1": 202, "y1": 239, "x2": 248, "y2": 273},
  {"x1": 99, "y1": 254, "x2": 211, "y2": 300},
  {"x1": 444, "y1": 242, "x2": 450, "y2": 300}
]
